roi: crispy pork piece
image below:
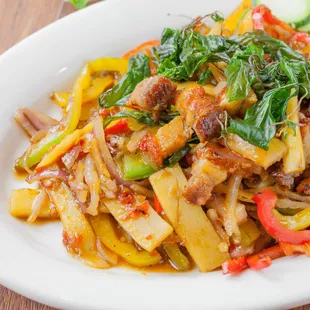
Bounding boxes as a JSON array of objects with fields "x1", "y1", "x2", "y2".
[
  {"x1": 138, "y1": 116, "x2": 192, "y2": 165},
  {"x1": 183, "y1": 158, "x2": 227, "y2": 205},
  {"x1": 175, "y1": 86, "x2": 225, "y2": 142},
  {"x1": 127, "y1": 76, "x2": 176, "y2": 121}
]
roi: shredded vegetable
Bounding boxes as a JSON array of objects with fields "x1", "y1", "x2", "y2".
[{"x1": 10, "y1": 0, "x2": 310, "y2": 274}]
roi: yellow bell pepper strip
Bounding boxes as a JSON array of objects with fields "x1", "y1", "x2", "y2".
[
  {"x1": 89, "y1": 214, "x2": 162, "y2": 267},
  {"x1": 83, "y1": 76, "x2": 114, "y2": 104},
  {"x1": 51, "y1": 92, "x2": 71, "y2": 108},
  {"x1": 163, "y1": 243, "x2": 191, "y2": 271},
  {"x1": 222, "y1": 0, "x2": 252, "y2": 35},
  {"x1": 16, "y1": 65, "x2": 90, "y2": 170},
  {"x1": 36, "y1": 121, "x2": 94, "y2": 170},
  {"x1": 274, "y1": 207, "x2": 310, "y2": 231},
  {"x1": 51, "y1": 76, "x2": 114, "y2": 109},
  {"x1": 88, "y1": 57, "x2": 128, "y2": 75}
]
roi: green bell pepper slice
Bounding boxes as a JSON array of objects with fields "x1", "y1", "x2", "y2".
[{"x1": 122, "y1": 153, "x2": 155, "y2": 180}]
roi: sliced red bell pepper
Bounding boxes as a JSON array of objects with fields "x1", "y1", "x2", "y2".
[
  {"x1": 222, "y1": 256, "x2": 247, "y2": 274},
  {"x1": 247, "y1": 256, "x2": 272, "y2": 270},
  {"x1": 291, "y1": 32, "x2": 310, "y2": 45},
  {"x1": 246, "y1": 245, "x2": 284, "y2": 270},
  {"x1": 252, "y1": 5, "x2": 310, "y2": 45},
  {"x1": 104, "y1": 119, "x2": 130, "y2": 136},
  {"x1": 123, "y1": 40, "x2": 160, "y2": 75},
  {"x1": 123, "y1": 40, "x2": 160, "y2": 59},
  {"x1": 279, "y1": 242, "x2": 310, "y2": 256},
  {"x1": 153, "y1": 195, "x2": 163, "y2": 214},
  {"x1": 253, "y1": 189, "x2": 310, "y2": 244},
  {"x1": 252, "y1": 5, "x2": 294, "y2": 32}
]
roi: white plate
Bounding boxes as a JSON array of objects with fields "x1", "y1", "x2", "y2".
[{"x1": 0, "y1": 0, "x2": 309, "y2": 309}]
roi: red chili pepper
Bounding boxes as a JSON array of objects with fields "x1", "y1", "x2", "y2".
[
  {"x1": 279, "y1": 242, "x2": 310, "y2": 256},
  {"x1": 253, "y1": 189, "x2": 310, "y2": 244},
  {"x1": 123, "y1": 40, "x2": 160, "y2": 59},
  {"x1": 252, "y1": 5, "x2": 293, "y2": 32},
  {"x1": 252, "y1": 6, "x2": 264, "y2": 30},
  {"x1": 252, "y1": 5, "x2": 310, "y2": 45},
  {"x1": 247, "y1": 255, "x2": 272, "y2": 270},
  {"x1": 153, "y1": 195, "x2": 163, "y2": 214},
  {"x1": 222, "y1": 256, "x2": 247, "y2": 275},
  {"x1": 291, "y1": 32, "x2": 310, "y2": 45},
  {"x1": 123, "y1": 40, "x2": 160, "y2": 76},
  {"x1": 104, "y1": 119, "x2": 130, "y2": 136}
]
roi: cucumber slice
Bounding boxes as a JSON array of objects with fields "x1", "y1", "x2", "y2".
[
  {"x1": 299, "y1": 19, "x2": 310, "y2": 32},
  {"x1": 254, "y1": 0, "x2": 310, "y2": 29}
]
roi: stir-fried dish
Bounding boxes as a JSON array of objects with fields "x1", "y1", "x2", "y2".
[{"x1": 11, "y1": 0, "x2": 310, "y2": 274}]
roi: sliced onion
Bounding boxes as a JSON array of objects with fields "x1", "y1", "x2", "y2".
[
  {"x1": 14, "y1": 109, "x2": 37, "y2": 137},
  {"x1": 209, "y1": 142, "x2": 262, "y2": 175},
  {"x1": 90, "y1": 139, "x2": 110, "y2": 178},
  {"x1": 84, "y1": 154, "x2": 100, "y2": 216},
  {"x1": 130, "y1": 184, "x2": 154, "y2": 200},
  {"x1": 276, "y1": 199, "x2": 310, "y2": 210},
  {"x1": 230, "y1": 244, "x2": 254, "y2": 258},
  {"x1": 127, "y1": 128, "x2": 149, "y2": 153},
  {"x1": 94, "y1": 115, "x2": 134, "y2": 187},
  {"x1": 22, "y1": 108, "x2": 58, "y2": 130},
  {"x1": 68, "y1": 180, "x2": 88, "y2": 191},
  {"x1": 96, "y1": 237, "x2": 118, "y2": 265},
  {"x1": 224, "y1": 174, "x2": 242, "y2": 242},
  {"x1": 62, "y1": 145, "x2": 82, "y2": 169},
  {"x1": 27, "y1": 189, "x2": 48, "y2": 223},
  {"x1": 30, "y1": 128, "x2": 49, "y2": 144},
  {"x1": 27, "y1": 170, "x2": 68, "y2": 183},
  {"x1": 206, "y1": 208, "x2": 230, "y2": 247}
]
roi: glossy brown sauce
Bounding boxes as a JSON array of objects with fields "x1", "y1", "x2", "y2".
[
  {"x1": 13, "y1": 169, "x2": 188, "y2": 273},
  {"x1": 13, "y1": 169, "x2": 29, "y2": 181}
]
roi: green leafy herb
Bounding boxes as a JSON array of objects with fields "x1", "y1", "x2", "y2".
[
  {"x1": 158, "y1": 111, "x2": 180, "y2": 123},
  {"x1": 154, "y1": 28, "x2": 235, "y2": 80},
  {"x1": 103, "y1": 110, "x2": 157, "y2": 128},
  {"x1": 198, "y1": 68, "x2": 213, "y2": 85},
  {"x1": 98, "y1": 53, "x2": 150, "y2": 108},
  {"x1": 163, "y1": 145, "x2": 191, "y2": 167},
  {"x1": 286, "y1": 120, "x2": 297, "y2": 137},
  {"x1": 103, "y1": 110, "x2": 179, "y2": 129},
  {"x1": 69, "y1": 0, "x2": 90, "y2": 9},
  {"x1": 228, "y1": 85, "x2": 295, "y2": 149},
  {"x1": 211, "y1": 12, "x2": 224, "y2": 23},
  {"x1": 225, "y1": 59, "x2": 251, "y2": 101}
]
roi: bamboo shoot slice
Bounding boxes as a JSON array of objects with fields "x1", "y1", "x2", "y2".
[
  {"x1": 226, "y1": 133, "x2": 287, "y2": 169},
  {"x1": 103, "y1": 198, "x2": 173, "y2": 252},
  {"x1": 47, "y1": 183, "x2": 109, "y2": 269},
  {"x1": 282, "y1": 95, "x2": 305, "y2": 174},
  {"x1": 10, "y1": 188, "x2": 58, "y2": 219},
  {"x1": 150, "y1": 165, "x2": 229, "y2": 272}
]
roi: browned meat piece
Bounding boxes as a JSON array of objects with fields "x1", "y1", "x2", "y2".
[
  {"x1": 138, "y1": 116, "x2": 192, "y2": 166},
  {"x1": 183, "y1": 158, "x2": 227, "y2": 205},
  {"x1": 175, "y1": 85, "x2": 224, "y2": 142},
  {"x1": 127, "y1": 76, "x2": 176, "y2": 121},
  {"x1": 296, "y1": 178, "x2": 310, "y2": 195},
  {"x1": 183, "y1": 173, "x2": 215, "y2": 205},
  {"x1": 269, "y1": 162, "x2": 294, "y2": 190}
]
